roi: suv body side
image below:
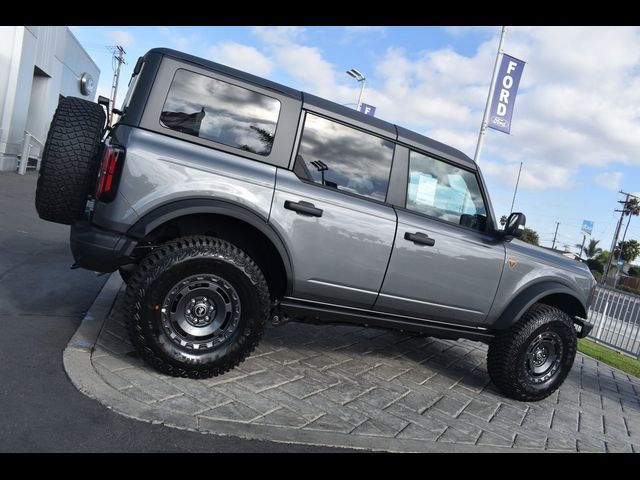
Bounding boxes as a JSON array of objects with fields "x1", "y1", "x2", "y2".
[{"x1": 81, "y1": 48, "x2": 593, "y2": 340}]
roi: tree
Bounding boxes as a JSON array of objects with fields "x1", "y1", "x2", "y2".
[
  {"x1": 500, "y1": 215, "x2": 508, "y2": 227},
  {"x1": 587, "y1": 258, "x2": 604, "y2": 273},
  {"x1": 597, "y1": 250, "x2": 610, "y2": 264},
  {"x1": 625, "y1": 197, "x2": 640, "y2": 217},
  {"x1": 574, "y1": 238, "x2": 602, "y2": 260},
  {"x1": 520, "y1": 228, "x2": 539, "y2": 246},
  {"x1": 614, "y1": 239, "x2": 640, "y2": 265}
]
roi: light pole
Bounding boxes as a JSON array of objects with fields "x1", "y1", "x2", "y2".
[{"x1": 346, "y1": 68, "x2": 366, "y2": 111}]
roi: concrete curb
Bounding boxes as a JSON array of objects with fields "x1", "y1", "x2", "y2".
[{"x1": 62, "y1": 274, "x2": 536, "y2": 452}]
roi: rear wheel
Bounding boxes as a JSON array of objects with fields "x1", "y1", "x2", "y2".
[
  {"x1": 487, "y1": 303, "x2": 577, "y2": 401},
  {"x1": 35, "y1": 97, "x2": 106, "y2": 225},
  {"x1": 121, "y1": 236, "x2": 270, "y2": 378}
]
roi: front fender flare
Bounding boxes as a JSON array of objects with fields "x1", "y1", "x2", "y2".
[{"x1": 491, "y1": 281, "x2": 587, "y2": 331}]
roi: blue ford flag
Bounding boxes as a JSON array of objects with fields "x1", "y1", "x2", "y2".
[
  {"x1": 488, "y1": 53, "x2": 525, "y2": 134},
  {"x1": 358, "y1": 103, "x2": 376, "y2": 117}
]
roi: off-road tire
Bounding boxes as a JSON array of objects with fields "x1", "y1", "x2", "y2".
[
  {"x1": 487, "y1": 303, "x2": 577, "y2": 402},
  {"x1": 35, "y1": 96, "x2": 105, "y2": 225},
  {"x1": 121, "y1": 236, "x2": 270, "y2": 379}
]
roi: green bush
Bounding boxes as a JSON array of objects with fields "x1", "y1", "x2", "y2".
[
  {"x1": 628, "y1": 266, "x2": 640, "y2": 277},
  {"x1": 587, "y1": 258, "x2": 603, "y2": 273}
]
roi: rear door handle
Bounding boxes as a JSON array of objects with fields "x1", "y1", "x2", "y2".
[
  {"x1": 284, "y1": 200, "x2": 323, "y2": 218},
  {"x1": 404, "y1": 231, "x2": 435, "y2": 246}
]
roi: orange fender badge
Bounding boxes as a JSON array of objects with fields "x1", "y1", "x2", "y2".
[{"x1": 507, "y1": 258, "x2": 518, "y2": 268}]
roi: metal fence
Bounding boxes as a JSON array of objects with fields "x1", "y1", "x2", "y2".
[{"x1": 587, "y1": 285, "x2": 640, "y2": 359}]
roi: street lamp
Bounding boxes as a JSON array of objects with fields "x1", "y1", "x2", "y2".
[{"x1": 346, "y1": 68, "x2": 366, "y2": 111}]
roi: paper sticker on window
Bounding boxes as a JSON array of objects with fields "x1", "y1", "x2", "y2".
[{"x1": 415, "y1": 175, "x2": 437, "y2": 206}]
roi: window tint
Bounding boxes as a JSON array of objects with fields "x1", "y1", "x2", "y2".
[
  {"x1": 295, "y1": 113, "x2": 394, "y2": 202},
  {"x1": 160, "y1": 69, "x2": 281, "y2": 156},
  {"x1": 407, "y1": 151, "x2": 488, "y2": 231}
]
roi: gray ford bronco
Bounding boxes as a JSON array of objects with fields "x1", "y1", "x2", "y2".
[{"x1": 35, "y1": 48, "x2": 596, "y2": 401}]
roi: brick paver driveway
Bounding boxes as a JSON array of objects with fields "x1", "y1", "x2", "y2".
[{"x1": 71, "y1": 279, "x2": 640, "y2": 452}]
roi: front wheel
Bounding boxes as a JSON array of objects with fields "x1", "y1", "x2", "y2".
[
  {"x1": 121, "y1": 236, "x2": 270, "y2": 378},
  {"x1": 487, "y1": 303, "x2": 577, "y2": 401}
]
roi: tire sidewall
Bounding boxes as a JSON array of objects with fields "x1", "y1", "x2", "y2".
[{"x1": 135, "y1": 254, "x2": 264, "y2": 370}]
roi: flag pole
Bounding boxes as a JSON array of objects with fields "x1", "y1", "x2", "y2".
[{"x1": 473, "y1": 26, "x2": 508, "y2": 164}]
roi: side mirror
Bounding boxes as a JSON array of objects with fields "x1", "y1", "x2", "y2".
[{"x1": 503, "y1": 212, "x2": 526, "y2": 241}]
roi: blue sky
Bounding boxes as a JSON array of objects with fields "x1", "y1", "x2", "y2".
[{"x1": 70, "y1": 26, "x2": 640, "y2": 256}]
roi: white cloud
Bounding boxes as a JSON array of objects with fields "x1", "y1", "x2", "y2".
[
  {"x1": 243, "y1": 26, "x2": 640, "y2": 193},
  {"x1": 208, "y1": 43, "x2": 273, "y2": 77},
  {"x1": 250, "y1": 26, "x2": 305, "y2": 46},
  {"x1": 157, "y1": 26, "x2": 195, "y2": 50},
  {"x1": 107, "y1": 30, "x2": 134, "y2": 48},
  {"x1": 595, "y1": 172, "x2": 623, "y2": 190}
]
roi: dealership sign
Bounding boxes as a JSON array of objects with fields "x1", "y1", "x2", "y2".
[
  {"x1": 581, "y1": 220, "x2": 594, "y2": 235},
  {"x1": 488, "y1": 53, "x2": 525, "y2": 134}
]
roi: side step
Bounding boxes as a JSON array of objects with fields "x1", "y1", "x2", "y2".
[{"x1": 279, "y1": 297, "x2": 494, "y2": 343}]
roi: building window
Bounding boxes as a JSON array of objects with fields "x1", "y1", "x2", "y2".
[
  {"x1": 294, "y1": 113, "x2": 394, "y2": 202},
  {"x1": 407, "y1": 150, "x2": 488, "y2": 231},
  {"x1": 160, "y1": 69, "x2": 281, "y2": 156}
]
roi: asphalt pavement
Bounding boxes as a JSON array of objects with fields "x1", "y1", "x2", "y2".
[{"x1": 0, "y1": 171, "x2": 349, "y2": 452}]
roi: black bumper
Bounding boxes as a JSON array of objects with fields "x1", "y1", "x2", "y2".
[
  {"x1": 573, "y1": 317, "x2": 594, "y2": 339},
  {"x1": 70, "y1": 222, "x2": 137, "y2": 272}
]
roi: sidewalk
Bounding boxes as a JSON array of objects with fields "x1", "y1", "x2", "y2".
[{"x1": 66, "y1": 274, "x2": 640, "y2": 452}]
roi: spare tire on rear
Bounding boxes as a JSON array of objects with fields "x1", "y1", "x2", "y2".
[{"x1": 35, "y1": 96, "x2": 106, "y2": 225}]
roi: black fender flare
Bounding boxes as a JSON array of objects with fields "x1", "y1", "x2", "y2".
[
  {"x1": 127, "y1": 198, "x2": 294, "y2": 292},
  {"x1": 491, "y1": 281, "x2": 588, "y2": 331}
]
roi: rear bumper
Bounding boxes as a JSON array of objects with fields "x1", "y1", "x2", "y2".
[{"x1": 70, "y1": 221, "x2": 137, "y2": 272}]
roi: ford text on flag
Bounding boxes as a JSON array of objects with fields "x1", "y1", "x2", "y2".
[{"x1": 488, "y1": 54, "x2": 525, "y2": 134}]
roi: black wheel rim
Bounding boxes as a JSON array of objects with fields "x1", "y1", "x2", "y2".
[
  {"x1": 159, "y1": 274, "x2": 241, "y2": 351},
  {"x1": 524, "y1": 331, "x2": 564, "y2": 384}
]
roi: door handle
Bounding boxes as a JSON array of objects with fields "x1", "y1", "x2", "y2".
[
  {"x1": 284, "y1": 200, "x2": 323, "y2": 218},
  {"x1": 404, "y1": 231, "x2": 435, "y2": 246}
]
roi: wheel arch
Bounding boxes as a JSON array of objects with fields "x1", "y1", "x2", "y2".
[
  {"x1": 127, "y1": 198, "x2": 294, "y2": 298},
  {"x1": 492, "y1": 281, "x2": 588, "y2": 331}
]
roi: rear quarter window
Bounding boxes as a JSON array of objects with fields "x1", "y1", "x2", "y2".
[{"x1": 160, "y1": 68, "x2": 281, "y2": 156}]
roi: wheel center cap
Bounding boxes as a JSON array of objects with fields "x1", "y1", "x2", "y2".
[
  {"x1": 534, "y1": 347, "x2": 547, "y2": 363},
  {"x1": 194, "y1": 303, "x2": 208, "y2": 318},
  {"x1": 185, "y1": 297, "x2": 216, "y2": 327}
]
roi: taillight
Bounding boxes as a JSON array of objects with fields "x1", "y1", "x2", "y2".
[{"x1": 95, "y1": 145, "x2": 124, "y2": 202}]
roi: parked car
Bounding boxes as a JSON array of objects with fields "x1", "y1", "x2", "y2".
[{"x1": 35, "y1": 48, "x2": 596, "y2": 401}]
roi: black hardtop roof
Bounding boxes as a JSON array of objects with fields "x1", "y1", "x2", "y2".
[{"x1": 147, "y1": 48, "x2": 475, "y2": 168}]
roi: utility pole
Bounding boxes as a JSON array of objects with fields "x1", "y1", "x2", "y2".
[
  {"x1": 579, "y1": 234, "x2": 587, "y2": 261},
  {"x1": 602, "y1": 191, "x2": 633, "y2": 285},
  {"x1": 552, "y1": 222, "x2": 560, "y2": 250},
  {"x1": 108, "y1": 45, "x2": 126, "y2": 127},
  {"x1": 509, "y1": 161, "x2": 523, "y2": 213},
  {"x1": 473, "y1": 26, "x2": 507, "y2": 164}
]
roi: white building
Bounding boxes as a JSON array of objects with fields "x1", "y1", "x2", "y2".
[{"x1": 0, "y1": 26, "x2": 100, "y2": 171}]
